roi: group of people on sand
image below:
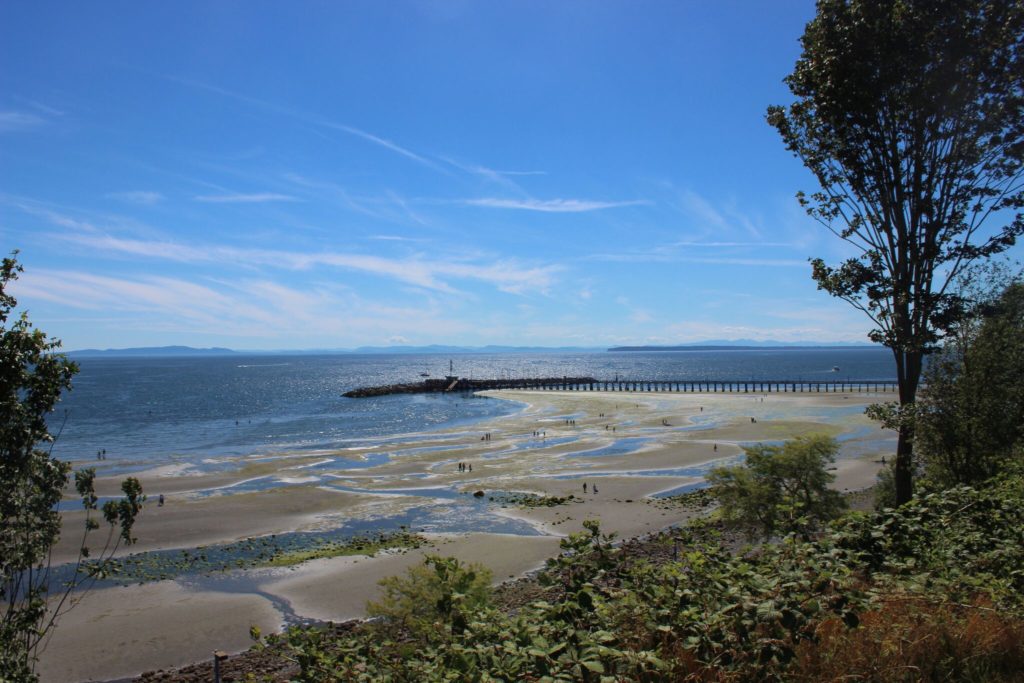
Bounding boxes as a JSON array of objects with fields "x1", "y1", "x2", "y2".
[
  {"x1": 96, "y1": 449, "x2": 108, "y2": 460},
  {"x1": 457, "y1": 462, "x2": 473, "y2": 473},
  {"x1": 582, "y1": 481, "x2": 599, "y2": 494},
  {"x1": 480, "y1": 432, "x2": 492, "y2": 441}
]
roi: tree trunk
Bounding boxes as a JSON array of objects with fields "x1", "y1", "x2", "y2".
[{"x1": 893, "y1": 348, "x2": 924, "y2": 505}]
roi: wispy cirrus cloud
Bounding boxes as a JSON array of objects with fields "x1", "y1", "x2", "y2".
[
  {"x1": 50, "y1": 230, "x2": 561, "y2": 295},
  {"x1": 107, "y1": 191, "x2": 165, "y2": 205},
  {"x1": 0, "y1": 110, "x2": 45, "y2": 132},
  {"x1": 587, "y1": 251, "x2": 805, "y2": 267},
  {"x1": 319, "y1": 120, "x2": 440, "y2": 170},
  {"x1": 441, "y1": 157, "x2": 546, "y2": 189},
  {"x1": 168, "y1": 76, "x2": 444, "y2": 172},
  {"x1": 369, "y1": 235, "x2": 429, "y2": 242},
  {"x1": 671, "y1": 240, "x2": 793, "y2": 248},
  {"x1": 194, "y1": 192, "x2": 299, "y2": 203},
  {"x1": 672, "y1": 189, "x2": 765, "y2": 239},
  {"x1": 663, "y1": 319, "x2": 868, "y2": 344},
  {"x1": 15, "y1": 268, "x2": 471, "y2": 343},
  {"x1": 17, "y1": 99, "x2": 64, "y2": 117},
  {"x1": 461, "y1": 197, "x2": 649, "y2": 213}
]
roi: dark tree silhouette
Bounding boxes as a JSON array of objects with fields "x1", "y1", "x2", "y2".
[{"x1": 768, "y1": 0, "x2": 1024, "y2": 504}]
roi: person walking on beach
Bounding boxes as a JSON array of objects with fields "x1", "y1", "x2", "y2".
[
  {"x1": 158, "y1": 494, "x2": 165, "y2": 507},
  {"x1": 583, "y1": 482, "x2": 587, "y2": 493},
  {"x1": 593, "y1": 484, "x2": 598, "y2": 494}
]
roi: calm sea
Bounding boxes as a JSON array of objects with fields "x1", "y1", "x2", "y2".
[{"x1": 52, "y1": 348, "x2": 894, "y2": 472}]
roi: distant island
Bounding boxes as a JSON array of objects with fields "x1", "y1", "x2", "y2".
[
  {"x1": 68, "y1": 344, "x2": 604, "y2": 358},
  {"x1": 68, "y1": 341, "x2": 877, "y2": 358},
  {"x1": 69, "y1": 345, "x2": 238, "y2": 358},
  {"x1": 608, "y1": 344, "x2": 876, "y2": 352}
]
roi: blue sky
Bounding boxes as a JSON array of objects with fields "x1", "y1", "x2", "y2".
[{"x1": 3, "y1": 2, "x2": 1018, "y2": 350}]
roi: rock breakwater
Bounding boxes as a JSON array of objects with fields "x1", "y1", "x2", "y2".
[{"x1": 343, "y1": 377, "x2": 598, "y2": 398}]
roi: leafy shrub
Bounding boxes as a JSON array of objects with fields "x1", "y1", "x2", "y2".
[
  {"x1": 366, "y1": 555, "x2": 493, "y2": 644},
  {"x1": 279, "y1": 470, "x2": 1024, "y2": 681},
  {"x1": 708, "y1": 434, "x2": 847, "y2": 539}
]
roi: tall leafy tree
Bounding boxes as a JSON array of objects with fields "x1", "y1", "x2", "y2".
[
  {"x1": 1, "y1": 254, "x2": 143, "y2": 681},
  {"x1": 768, "y1": 0, "x2": 1024, "y2": 504}
]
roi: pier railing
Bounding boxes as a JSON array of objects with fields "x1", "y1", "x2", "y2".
[
  {"x1": 344, "y1": 377, "x2": 897, "y2": 397},
  {"x1": 518, "y1": 379, "x2": 897, "y2": 393}
]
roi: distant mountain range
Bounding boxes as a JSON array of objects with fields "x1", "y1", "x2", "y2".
[
  {"x1": 68, "y1": 341, "x2": 875, "y2": 358},
  {"x1": 69, "y1": 345, "x2": 238, "y2": 357},
  {"x1": 347, "y1": 344, "x2": 600, "y2": 354},
  {"x1": 609, "y1": 341, "x2": 875, "y2": 352}
]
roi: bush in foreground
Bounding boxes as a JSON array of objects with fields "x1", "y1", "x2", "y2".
[{"x1": 264, "y1": 466, "x2": 1024, "y2": 681}]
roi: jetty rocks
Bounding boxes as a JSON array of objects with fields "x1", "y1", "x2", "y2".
[{"x1": 343, "y1": 376, "x2": 598, "y2": 398}]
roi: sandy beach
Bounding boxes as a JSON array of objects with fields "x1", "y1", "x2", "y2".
[{"x1": 38, "y1": 389, "x2": 895, "y2": 683}]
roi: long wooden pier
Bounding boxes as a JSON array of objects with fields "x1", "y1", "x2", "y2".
[
  {"x1": 344, "y1": 377, "x2": 897, "y2": 398},
  {"x1": 520, "y1": 379, "x2": 897, "y2": 393}
]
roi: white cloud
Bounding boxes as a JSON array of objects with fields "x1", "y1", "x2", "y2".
[
  {"x1": 629, "y1": 309, "x2": 653, "y2": 324},
  {"x1": 0, "y1": 110, "x2": 45, "y2": 132},
  {"x1": 369, "y1": 235, "x2": 428, "y2": 242},
  {"x1": 672, "y1": 240, "x2": 793, "y2": 248},
  {"x1": 318, "y1": 120, "x2": 442, "y2": 171},
  {"x1": 194, "y1": 193, "x2": 298, "y2": 203},
  {"x1": 21, "y1": 99, "x2": 64, "y2": 117},
  {"x1": 678, "y1": 256, "x2": 806, "y2": 267},
  {"x1": 51, "y1": 231, "x2": 561, "y2": 296},
  {"x1": 168, "y1": 76, "x2": 444, "y2": 172},
  {"x1": 14, "y1": 268, "x2": 471, "y2": 343},
  {"x1": 663, "y1": 320, "x2": 869, "y2": 344},
  {"x1": 461, "y1": 198, "x2": 649, "y2": 212},
  {"x1": 107, "y1": 191, "x2": 165, "y2": 205},
  {"x1": 586, "y1": 250, "x2": 805, "y2": 267},
  {"x1": 678, "y1": 189, "x2": 729, "y2": 231},
  {"x1": 440, "y1": 157, "x2": 546, "y2": 190},
  {"x1": 676, "y1": 189, "x2": 764, "y2": 239}
]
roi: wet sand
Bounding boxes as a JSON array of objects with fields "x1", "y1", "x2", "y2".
[{"x1": 38, "y1": 389, "x2": 895, "y2": 682}]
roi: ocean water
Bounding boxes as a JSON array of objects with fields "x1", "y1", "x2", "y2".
[{"x1": 51, "y1": 348, "x2": 895, "y2": 471}]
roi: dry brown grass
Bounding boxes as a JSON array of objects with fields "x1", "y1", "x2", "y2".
[{"x1": 790, "y1": 595, "x2": 1024, "y2": 682}]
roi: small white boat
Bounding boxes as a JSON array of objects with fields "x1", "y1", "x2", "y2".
[{"x1": 831, "y1": 366, "x2": 840, "y2": 372}]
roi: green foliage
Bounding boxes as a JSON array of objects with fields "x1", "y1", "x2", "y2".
[
  {"x1": 768, "y1": 0, "x2": 1024, "y2": 505},
  {"x1": 278, "y1": 467, "x2": 1024, "y2": 681},
  {"x1": 367, "y1": 555, "x2": 494, "y2": 645},
  {"x1": 707, "y1": 435, "x2": 846, "y2": 539},
  {"x1": 916, "y1": 282, "x2": 1024, "y2": 486},
  {"x1": 834, "y1": 468, "x2": 1024, "y2": 610},
  {"x1": 500, "y1": 492, "x2": 577, "y2": 508},
  {"x1": 264, "y1": 531, "x2": 424, "y2": 568},
  {"x1": 0, "y1": 253, "x2": 143, "y2": 681},
  {"x1": 872, "y1": 459, "x2": 899, "y2": 510}
]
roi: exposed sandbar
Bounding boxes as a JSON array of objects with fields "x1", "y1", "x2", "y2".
[{"x1": 40, "y1": 389, "x2": 894, "y2": 682}]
